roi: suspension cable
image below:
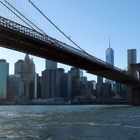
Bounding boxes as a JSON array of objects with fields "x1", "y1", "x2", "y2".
[
  {"x1": 0, "y1": 0, "x2": 35, "y2": 30},
  {"x1": 28, "y1": 0, "x2": 85, "y2": 52},
  {"x1": 4, "y1": 0, "x2": 47, "y2": 35}
]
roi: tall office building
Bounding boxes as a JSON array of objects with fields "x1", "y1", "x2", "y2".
[
  {"x1": 127, "y1": 49, "x2": 137, "y2": 72},
  {"x1": 45, "y1": 59, "x2": 57, "y2": 70},
  {"x1": 7, "y1": 74, "x2": 24, "y2": 99},
  {"x1": 97, "y1": 76, "x2": 103, "y2": 84},
  {"x1": 68, "y1": 67, "x2": 82, "y2": 97},
  {"x1": 0, "y1": 59, "x2": 9, "y2": 99},
  {"x1": 60, "y1": 73, "x2": 72, "y2": 99},
  {"x1": 14, "y1": 54, "x2": 36, "y2": 99},
  {"x1": 68, "y1": 67, "x2": 83, "y2": 79},
  {"x1": 105, "y1": 37, "x2": 114, "y2": 88},
  {"x1": 41, "y1": 68, "x2": 64, "y2": 98},
  {"x1": 42, "y1": 59, "x2": 59, "y2": 98},
  {"x1": 106, "y1": 37, "x2": 114, "y2": 65}
]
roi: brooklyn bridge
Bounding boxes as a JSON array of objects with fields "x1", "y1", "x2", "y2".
[{"x1": 0, "y1": 0, "x2": 140, "y2": 104}]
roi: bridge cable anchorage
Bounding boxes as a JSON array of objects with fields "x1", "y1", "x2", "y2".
[
  {"x1": 0, "y1": 0, "x2": 35, "y2": 30},
  {"x1": 28, "y1": 0, "x2": 86, "y2": 52},
  {"x1": 3, "y1": 0, "x2": 47, "y2": 35}
]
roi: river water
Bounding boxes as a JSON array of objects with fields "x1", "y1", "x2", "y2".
[{"x1": 0, "y1": 105, "x2": 140, "y2": 140}]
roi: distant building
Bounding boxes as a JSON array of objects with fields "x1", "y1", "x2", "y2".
[
  {"x1": 105, "y1": 37, "x2": 114, "y2": 88},
  {"x1": 96, "y1": 83, "x2": 113, "y2": 99},
  {"x1": 97, "y1": 76, "x2": 103, "y2": 84},
  {"x1": 113, "y1": 81, "x2": 127, "y2": 99},
  {"x1": 68, "y1": 67, "x2": 82, "y2": 97},
  {"x1": 45, "y1": 59, "x2": 57, "y2": 70},
  {"x1": 80, "y1": 77, "x2": 88, "y2": 96},
  {"x1": 29, "y1": 74, "x2": 41, "y2": 100},
  {"x1": 61, "y1": 73, "x2": 72, "y2": 99},
  {"x1": 127, "y1": 49, "x2": 137, "y2": 73},
  {"x1": 0, "y1": 59, "x2": 9, "y2": 99},
  {"x1": 41, "y1": 68, "x2": 64, "y2": 99},
  {"x1": 79, "y1": 77, "x2": 96, "y2": 97},
  {"x1": 68, "y1": 67, "x2": 83, "y2": 79},
  {"x1": 14, "y1": 54, "x2": 36, "y2": 99},
  {"x1": 88, "y1": 80, "x2": 96, "y2": 91},
  {"x1": 36, "y1": 75, "x2": 42, "y2": 99},
  {"x1": 7, "y1": 74, "x2": 24, "y2": 100},
  {"x1": 106, "y1": 37, "x2": 114, "y2": 65},
  {"x1": 106, "y1": 47, "x2": 114, "y2": 65}
]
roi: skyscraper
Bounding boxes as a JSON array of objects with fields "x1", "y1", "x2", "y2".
[
  {"x1": 41, "y1": 68, "x2": 64, "y2": 98},
  {"x1": 45, "y1": 59, "x2": 57, "y2": 70},
  {"x1": 14, "y1": 54, "x2": 36, "y2": 99},
  {"x1": 0, "y1": 59, "x2": 9, "y2": 99},
  {"x1": 7, "y1": 74, "x2": 24, "y2": 99},
  {"x1": 60, "y1": 73, "x2": 72, "y2": 99},
  {"x1": 42, "y1": 59, "x2": 59, "y2": 98},
  {"x1": 105, "y1": 37, "x2": 114, "y2": 88},
  {"x1": 127, "y1": 49, "x2": 137, "y2": 72},
  {"x1": 97, "y1": 76, "x2": 103, "y2": 84},
  {"x1": 68, "y1": 67, "x2": 82, "y2": 97},
  {"x1": 106, "y1": 37, "x2": 114, "y2": 65}
]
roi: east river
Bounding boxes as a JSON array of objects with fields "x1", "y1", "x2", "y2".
[{"x1": 0, "y1": 105, "x2": 140, "y2": 140}]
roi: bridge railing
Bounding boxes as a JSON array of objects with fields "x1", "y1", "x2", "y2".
[{"x1": 0, "y1": 16, "x2": 126, "y2": 74}]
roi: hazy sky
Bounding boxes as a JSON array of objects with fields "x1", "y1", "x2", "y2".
[{"x1": 0, "y1": 0, "x2": 140, "y2": 80}]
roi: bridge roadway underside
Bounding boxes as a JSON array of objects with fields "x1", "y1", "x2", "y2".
[{"x1": 0, "y1": 25, "x2": 140, "y2": 88}]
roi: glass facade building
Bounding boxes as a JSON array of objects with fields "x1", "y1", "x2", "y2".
[
  {"x1": 106, "y1": 48, "x2": 114, "y2": 65},
  {"x1": 127, "y1": 49, "x2": 137, "y2": 72},
  {"x1": 0, "y1": 59, "x2": 9, "y2": 99}
]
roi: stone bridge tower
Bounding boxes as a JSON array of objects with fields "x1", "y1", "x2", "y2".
[{"x1": 129, "y1": 63, "x2": 140, "y2": 105}]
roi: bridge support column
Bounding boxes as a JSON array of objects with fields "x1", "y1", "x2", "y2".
[
  {"x1": 128, "y1": 63, "x2": 140, "y2": 105},
  {"x1": 128, "y1": 87, "x2": 140, "y2": 105}
]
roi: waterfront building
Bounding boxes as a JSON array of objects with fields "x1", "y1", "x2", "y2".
[
  {"x1": 96, "y1": 83, "x2": 113, "y2": 99},
  {"x1": 7, "y1": 74, "x2": 24, "y2": 99},
  {"x1": 35, "y1": 74, "x2": 42, "y2": 99},
  {"x1": 79, "y1": 77, "x2": 95, "y2": 97},
  {"x1": 113, "y1": 81, "x2": 127, "y2": 99},
  {"x1": 68, "y1": 67, "x2": 81, "y2": 97},
  {"x1": 29, "y1": 74, "x2": 41, "y2": 100},
  {"x1": 41, "y1": 68, "x2": 64, "y2": 99},
  {"x1": 80, "y1": 77, "x2": 88, "y2": 96},
  {"x1": 88, "y1": 80, "x2": 96, "y2": 90},
  {"x1": 127, "y1": 49, "x2": 137, "y2": 73},
  {"x1": 0, "y1": 59, "x2": 9, "y2": 99},
  {"x1": 97, "y1": 76, "x2": 103, "y2": 84},
  {"x1": 61, "y1": 73, "x2": 72, "y2": 99},
  {"x1": 14, "y1": 54, "x2": 36, "y2": 99}
]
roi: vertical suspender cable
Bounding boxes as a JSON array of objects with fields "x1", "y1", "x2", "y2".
[{"x1": 4, "y1": 0, "x2": 47, "y2": 35}]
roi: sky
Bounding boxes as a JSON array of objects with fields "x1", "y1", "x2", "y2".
[{"x1": 0, "y1": 0, "x2": 140, "y2": 81}]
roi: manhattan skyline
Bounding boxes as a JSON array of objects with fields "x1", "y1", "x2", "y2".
[{"x1": 0, "y1": 0, "x2": 140, "y2": 80}]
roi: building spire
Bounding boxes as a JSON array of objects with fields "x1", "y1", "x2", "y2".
[{"x1": 109, "y1": 35, "x2": 111, "y2": 48}]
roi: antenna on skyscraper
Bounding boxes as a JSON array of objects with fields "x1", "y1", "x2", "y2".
[{"x1": 109, "y1": 35, "x2": 111, "y2": 48}]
